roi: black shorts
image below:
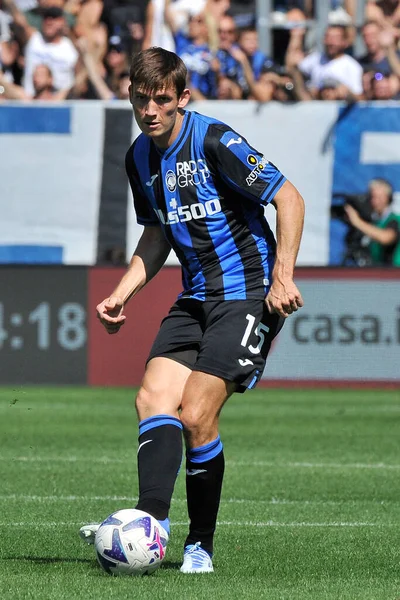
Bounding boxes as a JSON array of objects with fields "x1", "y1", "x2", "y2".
[{"x1": 147, "y1": 299, "x2": 285, "y2": 393}]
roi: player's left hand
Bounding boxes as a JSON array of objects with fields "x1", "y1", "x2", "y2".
[{"x1": 265, "y1": 278, "x2": 304, "y2": 318}]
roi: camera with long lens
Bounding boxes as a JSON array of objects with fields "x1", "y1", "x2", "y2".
[
  {"x1": 331, "y1": 193, "x2": 373, "y2": 266},
  {"x1": 331, "y1": 193, "x2": 372, "y2": 223}
]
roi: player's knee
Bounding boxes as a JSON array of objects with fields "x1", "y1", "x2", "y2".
[
  {"x1": 180, "y1": 405, "x2": 212, "y2": 441},
  {"x1": 135, "y1": 385, "x2": 178, "y2": 420},
  {"x1": 135, "y1": 387, "x2": 163, "y2": 419}
]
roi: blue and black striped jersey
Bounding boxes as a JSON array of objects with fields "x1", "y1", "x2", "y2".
[{"x1": 125, "y1": 109, "x2": 286, "y2": 301}]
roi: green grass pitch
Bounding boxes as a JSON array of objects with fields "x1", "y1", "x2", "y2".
[{"x1": 0, "y1": 386, "x2": 399, "y2": 600}]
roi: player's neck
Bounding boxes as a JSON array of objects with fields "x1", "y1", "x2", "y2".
[{"x1": 153, "y1": 109, "x2": 186, "y2": 150}]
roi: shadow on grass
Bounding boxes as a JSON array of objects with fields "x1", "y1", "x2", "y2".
[
  {"x1": 2, "y1": 556, "x2": 182, "y2": 572},
  {"x1": 159, "y1": 561, "x2": 181, "y2": 571}
]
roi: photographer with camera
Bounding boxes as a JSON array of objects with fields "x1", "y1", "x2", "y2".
[{"x1": 344, "y1": 178, "x2": 400, "y2": 267}]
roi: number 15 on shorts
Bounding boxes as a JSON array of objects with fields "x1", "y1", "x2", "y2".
[{"x1": 241, "y1": 314, "x2": 269, "y2": 355}]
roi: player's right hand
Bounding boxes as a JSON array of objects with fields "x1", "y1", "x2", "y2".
[
  {"x1": 96, "y1": 296, "x2": 126, "y2": 334},
  {"x1": 265, "y1": 278, "x2": 304, "y2": 318}
]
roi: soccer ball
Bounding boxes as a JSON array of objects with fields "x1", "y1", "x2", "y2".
[{"x1": 94, "y1": 508, "x2": 168, "y2": 576}]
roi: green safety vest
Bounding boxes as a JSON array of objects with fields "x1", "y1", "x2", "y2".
[{"x1": 369, "y1": 212, "x2": 400, "y2": 267}]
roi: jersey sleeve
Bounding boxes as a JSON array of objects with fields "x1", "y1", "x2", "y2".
[
  {"x1": 125, "y1": 145, "x2": 159, "y2": 226},
  {"x1": 205, "y1": 124, "x2": 286, "y2": 204}
]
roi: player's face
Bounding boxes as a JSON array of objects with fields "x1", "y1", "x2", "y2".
[{"x1": 129, "y1": 84, "x2": 191, "y2": 147}]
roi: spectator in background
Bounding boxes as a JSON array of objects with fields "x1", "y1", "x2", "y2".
[
  {"x1": 102, "y1": 0, "x2": 149, "y2": 55},
  {"x1": 328, "y1": 0, "x2": 356, "y2": 25},
  {"x1": 272, "y1": 1, "x2": 309, "y2": 21},
  {"x1": 216, "y1": 73, "x2": 242, "y2": 98},
  {"x1": 226, "y1": 44, "x2": 293, "y2": 102},
  {"x1": 254, "y1": 64, "x2": 297, "y2": 102},
  {"x1": 344, "y1": 178, "x2": 400, "y2": 266},
  {"x1": 77, "y1": 37, "x2": 130, "y2": 99},
  {"x1": 0, "y1": 0, "x2": 13, "y2": 42},
  {"x1": 280, "y1": 1, "x2": 356, "y2": 21},
  {"x1": 229, "y1": 0, "x2": 255, "y2": 28},
  {"x1": 286, "y1": 25, "x2": 363, "y2": 99},
  {"x1": 168, "y1": 10, "x2": 218, "y2": 100},
  {"x1": 23, "y1": 0, "x2": 76, "y2": 33},
  {"x1": 167, "y1": 0, "x2": 206, "y2": 33},
  {"x1": 369, "y1": 69, "x2": 400, "y2": 98},
  {"x1": 270, "y1": 3, "x2": 311, "y2": 68},
  {"x1": 2, "y1": 0, "x2": 79, "y2": 93},
  {"x1": 0, "y1": 61, "x2": 73, "y2": 97},
  {"x1": 358, "y1": 20, "x2": 400, "y2": 74},
  {"x1": 0, "y1": 29, "x2": 22, "y2": 83},
  {"x1": 103, "y1": 32, "x2": 130, "y2": 95},
  {"x1": 205, "y1": 0, "x2": 230, "y2": 21},
  {"x1": 143, "y1": 0, "x2": 175, "y2": 51},
  {"x1": 74, "y1": 0, "x2": 108, "y2": 60},
  {"x1": 237, "y1": 27, "x2": 275, "y2": 80},
  {"x1": 216, "y1": 14, "x2": 247, "y2": 97},
  {"x1": 287, "y1": 44, "x2": 357, "y2": 100},
  {"x1": 365, "y1": 0, "x2": 400, "y2": 28},
  {"x1": 377, "y1": 24, "x2": 400, "y2": 71}
]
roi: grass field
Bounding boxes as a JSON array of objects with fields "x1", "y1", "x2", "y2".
[{"x1": 0, "y1": 386, "x2": 399, "y2": 600}]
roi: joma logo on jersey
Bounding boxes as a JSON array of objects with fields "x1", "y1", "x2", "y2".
[
  {"x1": 246, "y1": 156, "x2": 268, "y2": 186},
  {"x1": 175, "y1": 159, "x2": 210, "y2": 187},
  {"x1": 154, "y1": 198, "x2": 221, "y2": 226}
]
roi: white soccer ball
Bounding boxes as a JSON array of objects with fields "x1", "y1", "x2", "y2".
[{"x1": 94, "y1": 508, "x2": 168, "y2": 576}]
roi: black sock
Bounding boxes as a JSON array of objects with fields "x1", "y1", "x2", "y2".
[
  {"x1": 184, "y1": 436, "x2": 225, "y2": 556},
  {"x1": 135, "y1": 415, "x2": 183, "y2": 521}
]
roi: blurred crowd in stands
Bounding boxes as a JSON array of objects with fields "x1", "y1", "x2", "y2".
[{"x1": 1, "y1": 0, "x2": 400, "y2": 101}]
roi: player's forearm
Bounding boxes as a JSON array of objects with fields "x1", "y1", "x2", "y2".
[
  {"x1": 272, "y1": 182, "x2": 305, "y2": 279},
  {"x1": 111, "y1": 229, "x2": 170, "y2": 303},
  {"x1": 110, "y1": 255, "x2": 149, "y2": 303}
]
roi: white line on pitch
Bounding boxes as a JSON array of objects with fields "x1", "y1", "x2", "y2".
[
  {"x1": 0, "y1": 521, "x2": 395, "y2": 528},
  {"x1": 0, "y1": 495, "x2": 396, "y2": 506},
  {"x1": 2, "y1": 456, "x2": 400, "y2": 470}
]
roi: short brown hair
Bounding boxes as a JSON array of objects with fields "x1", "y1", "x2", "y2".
[{"x1": 129, "y1": 47, "x2": 187, "y2": 97}]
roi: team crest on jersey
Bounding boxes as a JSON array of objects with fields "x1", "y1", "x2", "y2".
[
  {"x1": 165, "y1": 170, "x2": 176, "y2": 192},
  {"x1": 246, "y1": 156, "x2": 268, "y2": 186}
]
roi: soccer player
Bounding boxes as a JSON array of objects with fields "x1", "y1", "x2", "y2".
[{"x1": 80, "y1": 47, "x2": 305, "y2": 574}]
